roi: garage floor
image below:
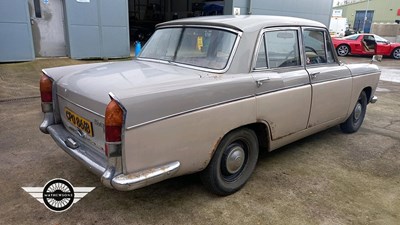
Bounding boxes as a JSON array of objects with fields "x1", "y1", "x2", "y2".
[{"x1": 0, "y1": 56, "x2": 399, "y2": 224}]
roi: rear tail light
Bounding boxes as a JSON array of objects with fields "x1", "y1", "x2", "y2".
[
  {"x1": 105, "y1": 100, "x2": 123, "y2": 142},
  {"x1": 105, "y1": 98, "x2": 125, "y2": 157},
  {"x1": 40, "y1": 74, "x2": 53, "y2": 103}
]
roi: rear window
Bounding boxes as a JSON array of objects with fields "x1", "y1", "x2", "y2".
[{"x1": 139, "y1": 27, "x2": 238, "y2": 70}]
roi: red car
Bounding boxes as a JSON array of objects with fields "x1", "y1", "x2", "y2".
[{"x1": 333, "y1": 34, "x2": 400, "y2": 59}]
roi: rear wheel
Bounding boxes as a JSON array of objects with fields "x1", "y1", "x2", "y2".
[
  {"x1": 391, "y1": 47, "x2": 400, "y2": 59},
  {"x1": 340, "y1": 91, "x2": 367, "y2": 133},
  {"x1": 337, "y1": 44, "x2": 350, "y2": 56},
  {"x1": 200, "y1": 128, "x2": 259, "y2": 196}
]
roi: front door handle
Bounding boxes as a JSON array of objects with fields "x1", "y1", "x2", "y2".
[{"x1": 256, "y1": 77, "x2": 270, "y2": 87}]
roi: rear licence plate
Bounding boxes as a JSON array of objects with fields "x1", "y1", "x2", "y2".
[{"x1": 65, "y1": 108, "x2": 94, "y2": 137}]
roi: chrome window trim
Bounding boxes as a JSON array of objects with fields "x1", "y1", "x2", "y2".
[
  {"x1": 251, "y1": 26, "x2": 304, "y2": 72},
  {"x1": 137, "y1": 25, "x2": 243, "y2": 74}
]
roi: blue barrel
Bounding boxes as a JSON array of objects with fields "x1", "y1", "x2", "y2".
[{"x1": 134, "y1": 41, "x2": 142, "y2": 57}]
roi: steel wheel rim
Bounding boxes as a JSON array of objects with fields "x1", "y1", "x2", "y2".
[
  {"x1": 354, "y1": 102, "x2": 362, "y2": 121},
  {"x1": 221, "y1": 142, "x2": 248, "y2": 181}
]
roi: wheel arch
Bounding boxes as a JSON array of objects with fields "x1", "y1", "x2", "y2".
[
  {"x1": 210, "y1": 122, "x2": 271, "y2": 159},
  {"x1": 362, "y1": 86, "x2": 372, "y2": 103}
]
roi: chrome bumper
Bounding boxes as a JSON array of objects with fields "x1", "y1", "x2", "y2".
[
  {"x1": 41, "y1": 113, "x2": 180, "y2": 191},
  {"x1": 370, "y1": 96, "x2": 378, "y2": 104}
]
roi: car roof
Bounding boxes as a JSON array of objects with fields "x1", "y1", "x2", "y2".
[{"x1": 157, "y1": 15, "x2": 326, "y2": 32}]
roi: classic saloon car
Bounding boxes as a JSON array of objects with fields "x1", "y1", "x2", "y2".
[{"x1": 40, "y1": 16, "x2": 380, "y2": 196}]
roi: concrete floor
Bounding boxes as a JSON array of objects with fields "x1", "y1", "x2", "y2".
[{"x1": 0, "y1": 56, "x2": 399, "y2": 224}]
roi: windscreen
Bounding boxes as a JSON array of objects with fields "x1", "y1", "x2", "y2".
[{"x1": 139, "y1": 27, "x2": 237, "y2": 70}]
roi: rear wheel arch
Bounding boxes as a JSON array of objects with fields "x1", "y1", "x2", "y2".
[
  {"x1": 363, "y1": 86, "x2": 372, "y2": 103},
  {"x1": 209, "y1": 122, "x2": 271, "y2": 159}
]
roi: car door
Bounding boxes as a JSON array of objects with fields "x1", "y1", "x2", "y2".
[
  {"x1": 252, "y1": 27, "x2": 312, "y2": 140},
  {"x1": 302, "y1": 28, "x2": 352, "y2": 127},
  {"x1": 374, "y1": 35, "x2": 392, "y2": 55}
]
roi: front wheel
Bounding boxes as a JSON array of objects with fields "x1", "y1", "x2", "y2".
[
  {"x1": 391, "y1": 47, "x2": 400, "y2": 59},
  {"x1": 200, "y1": 128, "x2": 259, "y2": 196},
  {"x1": 337, "y1": 45, "x2": 350, "y2": 56},
  {"x1": 340, "y1": 91, "x2": 367, "y2": 133}
]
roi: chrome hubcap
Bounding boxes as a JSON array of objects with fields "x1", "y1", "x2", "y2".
[
  {"x1": 354, "y1": 103, "x2": 362, "y2": 120},
  {"x1": 225, "y1": 146, "x2": 245, "y2": 174}
]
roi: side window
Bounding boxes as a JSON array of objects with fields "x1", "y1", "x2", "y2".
[
  {"x1": 303, "y1": 30, "x2": 327, "y2": 65},
  {"x1": 265, "y1": 30, "x2": 301, "y2": 68},
  {"x1": 255, "y1": 35, "x2": 267, "y2": 68}
]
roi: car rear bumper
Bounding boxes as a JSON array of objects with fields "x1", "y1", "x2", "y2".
[{"x1": 40, "y1": 114, "x2": 180, "y2": 191}]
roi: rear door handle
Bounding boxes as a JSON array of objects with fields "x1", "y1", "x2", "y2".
[
  {"x1": 310, "y1": 72, "x2": 320, "y2": 79},
  {"x1": 256, "y1": 77, "x2": 270, "y2": 87}
]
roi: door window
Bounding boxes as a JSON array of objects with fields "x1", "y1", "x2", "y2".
[
  {"x1": 303, "y1": 30, "x2": 328, "y2": 65},
  {"x1": 254, "y1": 29, "x2": 301, "y2": 69}
]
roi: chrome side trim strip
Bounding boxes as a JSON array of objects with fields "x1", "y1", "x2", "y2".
[
  {"x1": 126, "y1": 95, "x2": 255, "y2": 130},
  {"x1": 57, "y1": 94, "x2": 105, "y2": 118},
  {"x1": 255, "y1": 83, "x2": 310, "y2": 96},
  {"x1": 111, "y1": 161, "x2": 181, "y2": 191},
  {"x1": 351, "y1": 72, "x2": 381, "y2": 77}
]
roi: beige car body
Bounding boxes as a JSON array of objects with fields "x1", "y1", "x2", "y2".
[{"x1": 40, "y1": 16, "x2": 380, "y2": 192}]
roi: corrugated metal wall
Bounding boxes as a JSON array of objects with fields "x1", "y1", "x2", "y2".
[
  {"x1": 64, "y1": 0, "x2": 130, "y2": 59},
  {"x1": 224, "y1": 0, "x2": 333, "y2": 27},
  {"x1": 0, "y1": 0, "x2": 35, "y2": 62}
]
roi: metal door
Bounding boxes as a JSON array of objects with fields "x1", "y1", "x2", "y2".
[
  {"x1": 0, "y1": 0, "x2": 35, "y2": 62},
  {"x1": 64, "y1": 0, "x2": 130, "y2": 59},
  {"x1": 354, "y1": 10, "x2": 374, "y2": 33},
  {"x1": 303, "y1": 28, "x2": 352, "y2": 127},
  {"x1": 29, "y1": 0, "x2": 67, "y2": 56}
]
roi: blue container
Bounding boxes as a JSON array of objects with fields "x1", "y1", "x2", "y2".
[{"x1": 134, "y1": 41, "x2": 142, "y2": 57}]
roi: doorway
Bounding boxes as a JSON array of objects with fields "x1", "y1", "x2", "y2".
[
  {"x1": 29, "y1": 0, "x2": 67, "y2": 57},
  {"x1": 353, "y1": 10, "x2": 374, "y2": 33}
]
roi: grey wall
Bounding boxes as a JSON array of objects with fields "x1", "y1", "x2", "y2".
[
  {"x1": 225, "y1": 0, "x2": 334, "y2": 27},
  {"x1": 64, "y1": 0, "x2": 130, "y2": 59},
  {"x1": 0, "y1": 0, "x2": 35, "y2": 62}
]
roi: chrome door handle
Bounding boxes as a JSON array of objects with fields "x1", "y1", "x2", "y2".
[
  {"x1": 256, "y1": 77, "x2": 270, "y2": 87},
  {"x1": 310, "y1": 72, "x2": 320, "y2": 79}
]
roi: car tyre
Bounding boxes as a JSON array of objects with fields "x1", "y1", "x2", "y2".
[
  {"x1": 391, "y1": 47, "x2": 400, "y2": 59},
  {"x1": 200, "y1": 128, "x2": 259, "y2": 196},
  {"x1": 336, "y1": 44, "x2": 350, "y2": 56},
  {"x1": 340, "y1": 91, "x2": 367, "y2": 133}
]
